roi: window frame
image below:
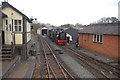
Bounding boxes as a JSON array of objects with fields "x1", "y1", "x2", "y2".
[
  {"x1": 93, "y1": 34, "x2": 96, "y2": 42},
  {"x1": 13, "y1": 20, "x2": 22, "y2": 32},
  {"x1": 99, "y1": 35, "x2": 103, "y2": 43},
  {"x1": 97, "y1": 35, "x2": 99, "y2": 42},
  {"x1": 93, "y1": 34, "x2": 103, "y2": 43},
  {"x1": 5, "y1": 19, "x2": 8, "y2": 31},
  {"x1": 9, "y1": 24, "x2": 11, "y2": 31}
]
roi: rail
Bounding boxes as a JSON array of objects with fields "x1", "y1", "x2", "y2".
[
  {"x1": 33, "y1": 35, "x2": 74, "y2": 79},
  {"x1": 44, "y1": 40, "x2": 74, "y2": 79},
  {"x1": 32, "y1": 35, "x2": 56, "y2": 78},
  {"x1": 42, "y1": 41, "x2": 56, "y2": 78},
  {"x1": 67, "y1": 47, "x2": 120, "y2": 77},
  {"x1": 62, "y1": 46, "x2": 119, "y2": 79}
]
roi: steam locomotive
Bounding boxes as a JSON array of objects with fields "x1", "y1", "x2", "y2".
[{"x1": 48, "y1": 28, "x2": 67, "y2": 45}]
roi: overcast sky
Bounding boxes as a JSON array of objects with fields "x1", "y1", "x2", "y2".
[{"x1": 0, "y1": 0, "x2": 119, "y2": 26}]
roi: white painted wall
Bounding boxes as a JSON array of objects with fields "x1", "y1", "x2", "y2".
[
  {"x1": 37, "y1": 28, "x2": 41, "y2": 34},
  {"x1": 66, "y1": 33, "x2": 72, "y2": 41},
  {"x1": 2, "y1": 7, "x2": 23, "y2": 44},
  {"x1": 37, "y1": 27, "x2": 48, "y2": 35},
  {"x1": 27, "y1": 21, "x2": 31, "y2": 32}
]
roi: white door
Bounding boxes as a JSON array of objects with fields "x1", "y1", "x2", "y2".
[{"x1": 5, "y1": 19, "x2": 13, "y2": 45}]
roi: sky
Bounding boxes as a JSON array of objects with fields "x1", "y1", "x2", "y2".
[{"x1": 0, "y1": 0, "x2": 119, "y2": 26}]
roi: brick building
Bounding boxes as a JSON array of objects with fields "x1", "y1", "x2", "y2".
[{"x1": 78, "y1": 23, "x2": 119, "y2": 59}]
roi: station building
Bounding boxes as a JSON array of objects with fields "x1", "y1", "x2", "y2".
[
  {"x1": 1, "y1": 2, "x2": 32, "y2": 60},
  {"x1": 37, "y1": 27, "x2": 48, "y2": 35},
  {"x1": 78, "y1": 23, "x2": 119, "y2": 59}
]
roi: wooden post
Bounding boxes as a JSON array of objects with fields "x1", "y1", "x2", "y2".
[
  {"x1": 22, "y1": 17, "x2": 28, "y2": 60},
  {"x1": 11, "y1": 41, "x2": 13, "y2": 59},
  {"x1": 11, "y1": 32, "x2": 15, "y2": 59}
]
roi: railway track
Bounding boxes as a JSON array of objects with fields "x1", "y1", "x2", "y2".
[
  {"x1": 33, "y1": 35, "x2": 74, "y2": 79},
  {"x1": 62, "y1": 46, "x2": 120, "y2": 79},
  {"x1": 32, "y1": 36, "x2": 50, "y2": 78}
]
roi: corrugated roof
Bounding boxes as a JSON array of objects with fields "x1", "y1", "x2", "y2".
[{"x1": 79, "y1": 23, "x2": 120, "y2": 35}]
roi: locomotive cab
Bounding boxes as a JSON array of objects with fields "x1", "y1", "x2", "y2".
[
  {"x1": 57, "y1": 32, "x2": 67, "y2": 45},
  {"x1": 48, "y1": 28, "x2": 67, "y2": 45}
]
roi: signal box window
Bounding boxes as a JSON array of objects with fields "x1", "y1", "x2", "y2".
[
  {"x1": 14, "y1": 20, "x2": 22, "y2": 32},
  {"x1": 5, "y1": 20, "x2": 8, "y2": 31}
]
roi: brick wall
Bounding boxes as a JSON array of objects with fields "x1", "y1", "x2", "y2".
[{"x1": 79, "y1": 33, "x2": 119, "y2": 59}]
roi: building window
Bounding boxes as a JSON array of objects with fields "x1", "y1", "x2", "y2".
[
  {"x1": 97, "y1": 35, "x2": 99, "y2": 42},
  {"x1": 93, "y1": 35, "x2": 96, "y2": 42},
  {"x1": 100, "y1": 35, "x2": 103, "y2": 43},
  {"x1": 93, "y1": 34, "x2": 103, "y2": 43},
  {"x1": 9, "y1": 24, "x2": 11, "y2": 31},
  {"x1": 14, "y1": 20, "x2": 22, "y2": 32},
  {"x1": 5, "y1": 20, "x2": 8, "y2": 31}
]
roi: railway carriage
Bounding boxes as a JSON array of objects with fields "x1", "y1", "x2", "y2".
[{"x1": 48, "y1": 29, "x2": 55, "y2": 41}]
